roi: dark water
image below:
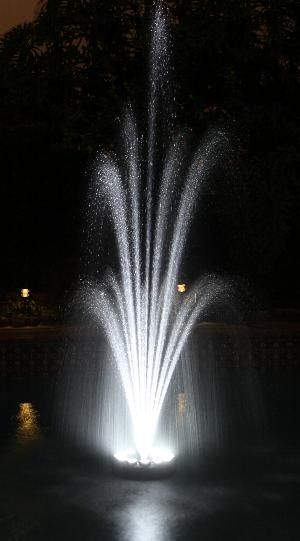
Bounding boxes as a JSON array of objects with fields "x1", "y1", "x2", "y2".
[{"x1": 0, "y1": 378, "x2": 299, "y2": 541}]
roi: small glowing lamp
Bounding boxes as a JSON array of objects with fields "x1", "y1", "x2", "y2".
[
  {"x1": 177, "y1": 283, "x2": 186, "y2": 293},
  {"x1": 20, "y1": 288, "x2": 30, "y2": 298}
]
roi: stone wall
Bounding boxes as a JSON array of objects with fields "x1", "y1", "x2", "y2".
[{"x1": 0, "y1": 323, "x2": 299, "y2": 377}]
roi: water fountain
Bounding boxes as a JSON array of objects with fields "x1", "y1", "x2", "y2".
[{"x1": 65, "y1": 1, "x2": 230, "y2": 473}]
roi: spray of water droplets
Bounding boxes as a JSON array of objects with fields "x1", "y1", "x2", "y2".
[{"x1": 80, "y1": 2, "x2": 228, "y2": 459}]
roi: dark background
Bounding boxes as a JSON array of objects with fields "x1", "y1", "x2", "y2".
[{"x1": 0, "y1": 0, "x2": 299, "y2": 308}]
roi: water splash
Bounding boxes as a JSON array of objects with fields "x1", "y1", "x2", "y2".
[{"x1": 80, "y1": 3, "x2": 228, "y2": 459}]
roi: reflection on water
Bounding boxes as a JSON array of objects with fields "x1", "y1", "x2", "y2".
[
  {"x1": 119, "y1": 499, "x2": 169, "y2": 541},
  {"x1": 15, "y1": 403, "x2": 41, "y2": 442},
  {"x1": 177, "y1": 393, "x2": 187, "y2": 416}
]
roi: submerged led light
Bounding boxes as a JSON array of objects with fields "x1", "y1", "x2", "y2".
[
  {"x1": 112, "y1": 448, "x2": 175, "y2": 479},
  {"x1": 113, "y1": 448, "x2": 175, "y2": 469},
  {"x1": 140, "y1": 458, "x2": 151, "y2": 465},
  {"x1": 113, "y1": 452, "x2": 127, "y2": 463}
]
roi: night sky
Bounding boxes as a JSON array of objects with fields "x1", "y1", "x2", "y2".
[{"x1": 0, "y1": 0, "x2": 37, "y2": 35}]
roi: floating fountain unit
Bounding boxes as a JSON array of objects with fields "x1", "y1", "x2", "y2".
[{"x1": 113, "y1": 448, "x2": 175, "y2": 479}]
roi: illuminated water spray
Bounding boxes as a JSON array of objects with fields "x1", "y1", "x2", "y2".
[{"x1": 82, "y1": 2, "x2": 227, "y2": 465}]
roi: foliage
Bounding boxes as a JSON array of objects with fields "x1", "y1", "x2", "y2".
[{"x1": 0, "y1": 0, "x2": 299, "y2": 293}]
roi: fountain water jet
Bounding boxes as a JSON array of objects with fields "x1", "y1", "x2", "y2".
[{"x1": 77, "y1": 2, "x2": 229, "y2": 467}]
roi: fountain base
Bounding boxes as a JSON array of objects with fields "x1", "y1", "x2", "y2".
[{"x1": 112, "y1": 450, "x2": 175, "y2": 480}]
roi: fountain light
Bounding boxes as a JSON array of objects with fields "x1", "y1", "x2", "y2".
[{"x1": 113, "y1": 447, "x2": 175, "y2": 470}]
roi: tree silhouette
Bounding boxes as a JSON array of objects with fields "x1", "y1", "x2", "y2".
[{"x1": 0, "y1": 0, "x2": 299, "y2": 295}]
